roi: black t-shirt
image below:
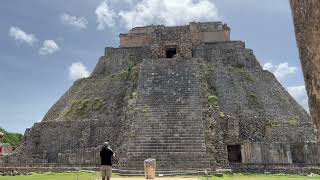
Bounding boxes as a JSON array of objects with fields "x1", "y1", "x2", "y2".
[{"x1": 100, "y1": 148, "x2": 114, "y2": 166}]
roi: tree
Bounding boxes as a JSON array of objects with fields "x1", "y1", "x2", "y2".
[
  {"x1": 290, "y1": 0, "x2": 320, "y2": 141},
  {"x1": 0, "y1": 128, "x2": 22, "y2": 146}
]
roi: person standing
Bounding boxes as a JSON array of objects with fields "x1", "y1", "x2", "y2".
[
  {"x1": 100, "y1": 142, "x2": 114, "y2": 180},
  {"x1": 0, "y1": 132, "x2": 4, "y2": 156}
]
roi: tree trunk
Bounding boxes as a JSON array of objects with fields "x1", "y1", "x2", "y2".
[{"x1": 290, "y1": 0, "x2": 320, "y2": 141}]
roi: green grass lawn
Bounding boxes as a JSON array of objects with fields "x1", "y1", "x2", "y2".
[
  {"x1": 0, "y1": 172, "x2": 319, "y2": 180},
  {"x1": 0, "y1": 172, "x2": 100, "y2": 180},
  {"x1": 199, "y1": 174, "x2": 320, "y2": 180}
]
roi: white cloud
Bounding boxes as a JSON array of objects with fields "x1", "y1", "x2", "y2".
[
  {"x1": 60, "y1": 13, "x2": 88, "y2": 30},
  {"x1": 9, "y1": 26, "x2": 37, "y2": 46},
  {"x1": 262, "y1": 62, "x2": 297, "y2": 80},
  {"x1": 69, "y1": 62, "x2": 90, "y2": 80},
  {"x1": 95, "y1": 0, "x2": 116, "y2": 30},
  {"x1": 262, "y1": 62, "x2": 273, "y2": 71},
  {"x1": 39, "y1": 40, "x2": 60, "y2": 55},
  {"x1": 119, "y1": 0, "x2": 220, "y2": 29},
  {"x1": 287, "y1": 85, "x2": 309, "y2": 111}
]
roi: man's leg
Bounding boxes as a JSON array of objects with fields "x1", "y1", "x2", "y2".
[
  {"x1": 106, "y1": 165, "x2": 112, "y2": 180},
  {"x1": 101, "y1": 166, "x2": 106, "y2": 180}
]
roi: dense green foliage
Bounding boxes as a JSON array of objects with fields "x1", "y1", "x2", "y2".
[{"x1": 0, "y1": 128, "x2": 23, "y2": 146}]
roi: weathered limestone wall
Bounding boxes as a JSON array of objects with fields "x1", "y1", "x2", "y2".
[
  {"x1": 120, "y1": 22, "x2": 230, "y2": 58},
  {"x1": 194, "y1": 41, "x2": 261, "y2": 69},
  {"x1": 211, "y1": 68, "x2": 315, "y2": 143},
  {"x1": 91, "y1": 47, "x2": 150, "y2": 77},
  {"x1": 241, "y1": 142, "x2": 320, "y2": 164},
  {"x1": 197, "y1": 41, "x2": 315, "y2": 145},
  {"x1": 198, "y1": 41, "x2": 316, "y2": 169},
  {"x1": 6, "y1": 119, "x2": 128, "y2": 166},
  {"x1": 4, "y1": 50, "x2": 142, "y2": 166}
]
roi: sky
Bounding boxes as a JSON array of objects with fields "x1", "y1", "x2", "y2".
[{"x1": 0, "y1": 0, "x2": 308, "y2": 133}]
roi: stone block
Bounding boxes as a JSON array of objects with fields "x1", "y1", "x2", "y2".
[{"x1": 144, "y1": 158, "x2": 156, "y2": 179}]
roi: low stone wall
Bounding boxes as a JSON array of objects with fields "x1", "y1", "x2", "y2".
[
  {"x1": 241, "y1": 142, "x2": 320, "y2": 164},
  {"x1": 230, "y1": 163, "x2": 320, "y2": 174}
]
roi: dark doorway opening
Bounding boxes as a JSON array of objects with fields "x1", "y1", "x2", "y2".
[
  {"x1": 166, "y1": 48, "x2": 177, "y2": 58},
  {"x1": 291, "y1": 144, "x2": 305, "y2": 163},
  {"x1": 227, "y1": 145, "x2": 242, "y2": 163}
]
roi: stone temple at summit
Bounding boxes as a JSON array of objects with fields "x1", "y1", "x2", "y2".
[{"x1": 2, "y1": 21, "x2": 320, "y2": 171}]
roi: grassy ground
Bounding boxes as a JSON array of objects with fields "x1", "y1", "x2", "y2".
[{"x1": 0, "y1": 172, "x2": 320, "y2": 180}]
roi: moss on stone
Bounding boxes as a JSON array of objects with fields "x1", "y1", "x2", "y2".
[
  {"x1": 269, "y1": 121, "x2": 280, "y2": 128},
  {"x1": 200, "y1": 64, "x2": 215, "y2": 82},
  {"x1": 248, "y1": 92, "x2": 257, "y2": 98},
  {"x1": 219, "y1": 112, "x2": 225, "y2": 118},
  {"x1": 67, "y1": 97, "x2": 105, "y2": 117},
  {"x1": 208, "y1": 95, "x2": 218, "y2": 103},
  {"x1": 247, "y1": 91, "x2": 258, "y2": 106},
  {"x1": 235, "y1": 68, "x2": 254, "y2": 81},
  {"x1": 119, "y1": 69, "x2": 130, "y2": 79},
  {"x1": 288, "y1": 117, "x2": 298, "y2": 126}
]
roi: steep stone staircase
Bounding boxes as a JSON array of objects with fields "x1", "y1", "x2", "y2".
[{"x1": 126, "y1": 58, "x2": 210, "y2": 171}]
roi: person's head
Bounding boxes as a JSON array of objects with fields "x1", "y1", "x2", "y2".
[{"x1": 102, "y1": 142, "x2": 110, "y2": 149}]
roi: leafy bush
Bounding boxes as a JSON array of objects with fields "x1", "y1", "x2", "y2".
[{"x1": 0, "y1": 128, "x2": 23, "y2": 146}]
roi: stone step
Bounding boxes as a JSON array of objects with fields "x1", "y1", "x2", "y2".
[
  {"x1": 128, "y1": 142, "x2": 206, "y2": 146},
  {"x1": 128, "y1": 162, "x2": 210, "y2": 167},
  {"x1": 128, "y1": 145, "x2": 206, "y2": 150},
  {"x1": 135, "y1": 102, "x2": 202, "y2": 106},
  {"x1": 127, "y1": 152, "x2": 209, "y2": 157},
  {"x1": 130, "y1": 129, "x2": 205, "y2": 132},
  {"x1": 130, "y1": 135, "x2": 205, "y2": 139},
  {"x1": 131, "y1": 132, "x2": 205, "y2": 136},
  {"x1": 129, "y1": 137, "x2": 205, "y2": 141},
  {"x1": 127, "y1": 149, "x2": 207, "y2": 153},
  {"x1": 131, "y1": 122, "x2": 204, "y2": 124},
  {"x1": 131, "y1": 126, "x2": 204, "y2": 129},
  {"x1": 130, "y1": 139, "x2": 205, "y2": 142},
  {"x1": 126, "y1": 162, "x2": 210, "y2": 169},
  {"x1": 132, "y1": 121, "x2": 204, "y2": 123},
  {"x1": 130, "y1": 126, "x2": 204, "y2": 130},
  {"x1": 129, "y1": 129, "x2": 204, "y2": 132},
  {"x1": 130, "y1": 128, "x2": 204, "y2": 132},
  {"x1": 131, "y1": 133, "x2": 205, "y2": 137},
  {"x1": 128, "y1": 158, "x2": 210, "y2": 162},
  {"x1": 127, "y1": 59, "x2": 206, "y2": 170}
]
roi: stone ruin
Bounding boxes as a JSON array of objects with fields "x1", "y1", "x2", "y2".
[{"x1": 1, "y1": 22, "x2": 320, "y2": 172}]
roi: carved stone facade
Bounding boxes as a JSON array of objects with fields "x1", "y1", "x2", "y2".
[{"x1": 120, "y1": 22, "x2": 230, "y2": 58}]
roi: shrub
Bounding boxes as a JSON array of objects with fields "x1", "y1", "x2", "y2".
[{"x1": 208, "y1": 95, "x2": 218, "y2": 103}]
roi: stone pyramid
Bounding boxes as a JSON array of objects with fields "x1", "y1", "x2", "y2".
[{"x1": 2, "y1": 22, "x2": 319, "y2": 171}]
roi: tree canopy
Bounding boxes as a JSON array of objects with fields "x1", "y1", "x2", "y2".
[{"x1": 0, "y1": 128, "x2": 23, "y2": 146}]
